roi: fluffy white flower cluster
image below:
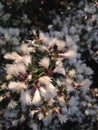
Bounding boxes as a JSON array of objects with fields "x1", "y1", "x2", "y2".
[
  {"x1": 0, "y1": 34, "x2": 97, "y2": 130},
  {"x1": 0, "y1": 1, "x2": 98, "y2": 130}
]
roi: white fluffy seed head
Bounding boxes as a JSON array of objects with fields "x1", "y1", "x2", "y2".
[{"x1": 39, "y1": 57, "x2": 50, "y2": 69}]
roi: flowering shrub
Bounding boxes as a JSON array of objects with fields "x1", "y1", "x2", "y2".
[
  {"x1": 0, "y1": 1, "x2": 98, "y2": 130},
  {"x1": 0, "y1": 34, "x2": 97, "y2": 130}
]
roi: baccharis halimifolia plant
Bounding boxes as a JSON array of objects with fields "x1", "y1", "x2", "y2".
[
  {"x1": 0, "y1": 1, "x2": 98, "y2": 130},
  {"x1": 0, "y1": 33, "x2": 97, "y2": 130}
]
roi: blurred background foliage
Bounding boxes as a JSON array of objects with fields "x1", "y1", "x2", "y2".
[{"x1": 0, "y1": 0, "x2": 97, "y2": 29}]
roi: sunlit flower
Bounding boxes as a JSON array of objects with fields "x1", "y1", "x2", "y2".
[
  {"x1": 38, "y1": 112, "x2": 44, "y2": 120},
  {"x1": 39, "y1": 45, "x2": 48, "y2": 52},
  {"x1": 39, "y1": 87, "x2": 50, "y2": 99},
  {"x1": 56, "y1": 40, "x2": 65, "y2": 51},
  {"x1": 39, "y1": 32, "x2": 49, "y2": 44},
  {"x1": 55, "y1": 58, "x2": 63, "y2": 67},
  {"x1": 39, "y1": 57, "x2": 50, "y2": 69},
  {"x1": 57, "y1": 96, "x2": 66, "y2": 106},
  {"x1": 65, "y1": 78, "x2": 72, "y2": 85},
  {"x1": 4, "y1": 52, "x2": 23, "y2": 63},
  {"x1": 6, "y1": 64, "x2": 19, "y2": 76},
  {"x1": 54, "y1": 59, "x2": 66, "y2": 75},
  {"x1": 58, "y1": 50, "x2": 77, "y2": 59},
  {"x1": 68, "y1": 69, "x2": 76, "y2": 78},
  {"x1": 39, "y1": 76, "x2": 52, "y2": 85},
  {"x1": 20, "y1": 44, "x2": 35, "y2": 54},
  {"x1": 0, "y1": 96, "x2": 5, "y2": 102},
  {"x1": 85, "y1": 110, "x2": 90, "y2": 116},
  {"x1": 6, "y1": 63, "x2": 26, "y2": 76},
  {"x1": 8, "y1": 81, "x2": 27, "y2": 92},
  {"x1": 32, "y1": 89, "x2": 42, "y2": 106},
  {"x1": 53, "y1": 65, "x2": 66, "y2": 76},
  {"x1": 23, "y1": 55, "x2": 31, "y2": 66},
  {"x1": 20, "y1": 90, "x2": 32, "y2": 105},
  {"x1": 39, "y1": 76, "x2": 58, "y2": 98}
]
